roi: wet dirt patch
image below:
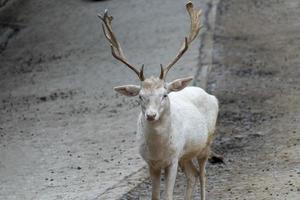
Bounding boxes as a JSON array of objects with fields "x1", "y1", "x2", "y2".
[
  {"x1": 214, "y1": 34, "x2": 251, "y2": 42},
  {"x1": 0, "y1": 88, "x2": 81, "y2": 115},
  {"x1": 232, "y1": 68, "x2": 278, "y2": 78},
  {"x1": 37, "y1": 89, "x2": 79, "y2": 103},
  {"x1": 5, "y1": 50, "x2": 78, "y2": 75}
]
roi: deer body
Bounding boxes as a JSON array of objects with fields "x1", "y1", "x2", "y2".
[
  {"x1": 135, "y1": 82, "x2": 218, "y2": 200},
  {"x1": 138, "y1": 86, "x2": 218, "y2": 169},
  {"x1": 99, "y1": 2, "x2": 218, "y2": 199}
]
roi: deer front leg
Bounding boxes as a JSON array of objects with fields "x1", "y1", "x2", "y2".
[
  {"x1": 149, "y1": 166, "x2": 161, "y2": 200},
  {"x1": 164, "y1": 160, "x2": 178, "y2": 200}
]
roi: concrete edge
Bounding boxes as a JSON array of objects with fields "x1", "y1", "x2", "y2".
[
  {"x1": 0, "y1": 0, "x2": 9, "y2": 9},
  {"x1": 98, "y1": 1, "x2": 220, "y2": 199},
  {"x1": 96, "y1": 166, "x2": 148, "y2": 200},
  {"x1": 193, "y1": 0, "x2": 220, "y2": 90}
]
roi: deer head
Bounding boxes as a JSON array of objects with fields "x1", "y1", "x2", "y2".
[{"x1": 98, "y1": 2, "x2": 202, "y2": 122}]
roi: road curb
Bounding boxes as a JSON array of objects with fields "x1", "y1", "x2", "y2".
[
  {"x1": 0, "y1": 0, "x2": 8, "y2": 8},
  {"x1": 193, "y1": 0, "x2": 219, "y2": 90},
  {"x1": 97, "y1": 166, "x2": 148, "y2": 200},
  {"x1": 0, "y1": 0, "x2": 25, "y2": 53},
  {"x1": 99, "y1": 1, "x2": 220, "y2": 199}
]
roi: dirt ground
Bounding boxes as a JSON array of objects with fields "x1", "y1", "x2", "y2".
[
  {"x1": 122, "y1": 0, "x2": 300, "y2": 199},
  {"x1": 1, "y1": 0, "x2": 299, "y2": 199}
]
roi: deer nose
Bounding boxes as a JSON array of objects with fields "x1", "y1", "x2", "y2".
[{"x1": 146, "y1": 113, "x2": 157, "y2": 121}]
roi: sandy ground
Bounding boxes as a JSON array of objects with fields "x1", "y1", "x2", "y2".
[
  {"x1": 0, "y1": 0, "x2": 212, "y2": 199},
  {"x1": 122, "y1": 0, "x2": 300, "y2": 199}
]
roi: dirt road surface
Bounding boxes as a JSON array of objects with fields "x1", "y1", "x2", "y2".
[
  {"x1": 122, "y1": 0, "x2": 300, "y2": 199},
  {"x1": 0, "y1": 0, "x2": 212, "y2": 199},
  {"x1": 1, "y1": 0, "x2": 299, "y2": 199}
]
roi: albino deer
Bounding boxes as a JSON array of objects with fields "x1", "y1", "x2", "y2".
[{"x1": 98, "y1": 2, "x2": 218, "y2": 200}]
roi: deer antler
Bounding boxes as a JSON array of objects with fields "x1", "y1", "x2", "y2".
[
  {"x1": 98, "y1": 9, "x2": 144, "y2": 81},
  {"x1": 159, "y1": 1, "x2": 202, "y2": 80}
]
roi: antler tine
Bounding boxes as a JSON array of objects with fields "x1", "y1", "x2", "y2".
[
  {"x1": 186, "y1": 2, "x2": 202, "y2": 43},
  {"x1": 161, "y1": 1, "x2": 202, "y2": 80},
  {"x1": 98, "y1": 10, "x2": 144, "y2": 81}
]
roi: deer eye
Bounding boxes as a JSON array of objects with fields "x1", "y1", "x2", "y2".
[
  {"x1": 139, "y1": 95, "x2": 143, "y2": 101},
  {"x1": 163, "y1": 94, "x2": 167, "y2": 99}
]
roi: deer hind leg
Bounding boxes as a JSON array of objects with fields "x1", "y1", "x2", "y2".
[
  {"x1": 181, "y1": 160, "x2": 198, "y2": 200},
  {"x1": 197, "y1": 155, "x2": 208, "y2": 200}
]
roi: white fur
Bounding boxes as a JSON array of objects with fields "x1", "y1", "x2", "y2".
[
  {"x1": 137, "y1": 86, "x2": 218, "y2": 200},
  {"x1": 138, "y1": 87, "x2": 218, "y2": 163}
]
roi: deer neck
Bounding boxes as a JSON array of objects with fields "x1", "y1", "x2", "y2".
[{"x1": 142, "y1": 105, "x2": 175, "y2": 161}]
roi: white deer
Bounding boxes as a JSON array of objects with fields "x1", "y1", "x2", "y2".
[{"x1": 98, "y1": 2, "x2": 218, "y2": 200}]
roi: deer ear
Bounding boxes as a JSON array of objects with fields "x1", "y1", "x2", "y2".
[
  {"x1": 114, "y1": 85, "x2": 140, "y2": 97},
  {"x1": 167, "y1": 76, "x2": 193, "y2": 92}
]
